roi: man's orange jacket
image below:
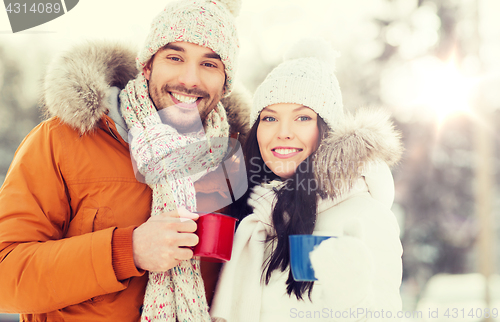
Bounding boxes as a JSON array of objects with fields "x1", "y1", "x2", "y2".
[{"x1": 0, "y1": 42, "x2": 249, "y2": 322}]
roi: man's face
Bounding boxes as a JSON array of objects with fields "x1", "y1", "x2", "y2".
[{"x1": 144, "y1": 42, "x2": 226, "y2": 133}]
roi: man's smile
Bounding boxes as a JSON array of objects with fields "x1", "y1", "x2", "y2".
[{"x1": 168, "y1": 92, "x2": 203, "y2": 110}]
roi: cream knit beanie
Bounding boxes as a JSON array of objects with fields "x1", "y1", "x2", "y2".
[
  {"x1": 251, "y1": 38, "x2": 344, "y2": 129},
  {"x1": 137, "y1": 0, "x2": 240, "y2": 96}
]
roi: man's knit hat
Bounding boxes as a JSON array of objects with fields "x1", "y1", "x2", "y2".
[
  {"x1": 251, "y1": 38, "x2": 344, "y2": 129},
  {"x1": 137, "y1": 0, "x2": 241, "y2": 96}
]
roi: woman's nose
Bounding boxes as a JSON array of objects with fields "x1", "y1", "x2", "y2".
[{"x1": 277, "y1": 122, "x2": 294, "y2": 140}]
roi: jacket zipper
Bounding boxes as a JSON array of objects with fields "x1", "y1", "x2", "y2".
[{"x1": 105, "y1": 120, "x2": 120, "y2": 141}]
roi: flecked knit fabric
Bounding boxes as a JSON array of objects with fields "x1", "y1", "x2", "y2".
[
  {"x1": 250, "y1": 38, "x2": 344, "y2": 129},
  {"x1": 137, "y1": 0, "x2": 240, "y2": 97},
  {"x1": 119, "y1": 72, "x2": 229, "y2": 322}
]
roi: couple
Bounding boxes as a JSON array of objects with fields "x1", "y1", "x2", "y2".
[{"x1": 0, "y1": 0, "x2": 403, "y2": 321}]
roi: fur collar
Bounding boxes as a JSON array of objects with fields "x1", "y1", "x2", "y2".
[
  {"x1": 314, "y1": 108, "x2": 403, "y2": 200},
  {"x1": 40, "y1": 41, "x2": 250, "y2": 140}
]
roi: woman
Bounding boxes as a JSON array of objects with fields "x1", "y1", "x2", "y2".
[{"x1": 211, "y1": 38, "x2": 404, "y2": 322}]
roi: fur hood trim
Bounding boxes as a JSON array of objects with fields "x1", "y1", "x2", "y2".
[
  {"x1": 41, "y1": 41, "x2": 250, "y2": 138},
  {"x1": 313, "y1": 108, "x2": 403, "y2": 200},
  {"x1": 41, "y1": 41, "x2": 138, "y2": 134}
]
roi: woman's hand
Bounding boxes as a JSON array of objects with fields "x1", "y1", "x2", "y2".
[{"x1": 309, "y1": 219, "x2": 374, "y2": 311}]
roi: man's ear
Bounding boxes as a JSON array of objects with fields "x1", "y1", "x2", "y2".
[
  {"x1": 143, "y1": 59, "x2": 153, "y2": 80},
  {"x1": 222, "y1": 78, "x2": 227, "y2": 96}
]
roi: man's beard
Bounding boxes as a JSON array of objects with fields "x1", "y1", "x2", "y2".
[
  {"x1": 160, "y1": 84, "x2": 209, "y2": 105},
  {"x1": 149, "y1": 83, "x2": 216, "y2": 133}
]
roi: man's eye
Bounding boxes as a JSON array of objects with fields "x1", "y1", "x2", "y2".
[
  {"x1": 168, "y1": 56, "x2": 182, "y2": 62},
  {"x1": 261, "y1": 116, "x2": 276, "y2": 122},
  {"x1": 203, "y1": 62, "x2": 216, "y2": 68}
]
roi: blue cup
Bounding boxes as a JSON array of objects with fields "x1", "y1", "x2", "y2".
[{"x1": 289, "y1": 235, "x2": 334, "y2": 281}]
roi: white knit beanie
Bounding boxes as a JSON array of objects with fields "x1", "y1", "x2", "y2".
[
  {"x1": 137, "y1": 0, "x2": 240, "y2": 96},
  {"x1": 251, "y1": 38, "x2": 344, "y2": 129}
]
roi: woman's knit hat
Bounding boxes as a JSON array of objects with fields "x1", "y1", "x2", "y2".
[
  {"x1": 137, "y1": 0, "x2": 241, "y2": 96},
  {"x1": 251, "y1": 38, "x2": 344, "y2": 129}
]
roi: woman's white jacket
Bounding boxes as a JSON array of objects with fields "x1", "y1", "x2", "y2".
[{"x1": 211, "y1": 109, "x2": 404, "y2": 322}]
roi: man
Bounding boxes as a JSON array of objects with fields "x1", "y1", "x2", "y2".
[{"x1": 0, "y1": 0, "x2": 249, "y2": 321}]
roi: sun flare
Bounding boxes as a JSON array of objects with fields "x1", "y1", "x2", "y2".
[{"x1": 412, "y1": 55, "x2": 477, "y2": 123}]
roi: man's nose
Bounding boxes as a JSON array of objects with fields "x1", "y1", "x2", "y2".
[{"x1": 178, "y1": 63, "x2": 201, "y2": 88}]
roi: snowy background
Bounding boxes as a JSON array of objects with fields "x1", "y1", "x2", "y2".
[{"x1": 2, "y1": 0, "x2": 500, "y2": 320}]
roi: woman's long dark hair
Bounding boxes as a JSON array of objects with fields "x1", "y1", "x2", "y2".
[{"x1": 229, "y1": 115, "x2": 329, "y2": 300}]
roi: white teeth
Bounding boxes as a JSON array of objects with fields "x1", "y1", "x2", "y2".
[
  {"x1": 274, "y1": 148, "x2": 300, "y2": 155},
  {"x1": 172, "y1": 92, "x2": 198, "y2": 104}
]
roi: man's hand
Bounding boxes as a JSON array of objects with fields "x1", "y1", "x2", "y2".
[{"x1": 132, "y1": 207, "x2": 199, "y2": 272}]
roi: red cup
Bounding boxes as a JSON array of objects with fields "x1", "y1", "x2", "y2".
[{"x1": 193, "y1": 213, "x2": 238, "y2": 262}]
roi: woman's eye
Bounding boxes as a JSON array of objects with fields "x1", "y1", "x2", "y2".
[
  {"x1": 261, "y1": 116, "x2": 276, "y2": 122},
  {"x1": 298, "y1": 116, "x2": 311, "y2": 121}
]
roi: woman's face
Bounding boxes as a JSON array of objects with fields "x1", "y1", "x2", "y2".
[{"x1": 256, "y1": 103, "x2": 320, "y2": 179}]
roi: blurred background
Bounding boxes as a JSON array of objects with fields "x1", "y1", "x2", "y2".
[{"x1": 1, "y1": 0, "x2": 500, "y2": 321}]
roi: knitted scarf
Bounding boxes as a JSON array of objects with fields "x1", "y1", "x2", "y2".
[{"x1": 120, "y1": 73, "x2": 229, "y2": 322}]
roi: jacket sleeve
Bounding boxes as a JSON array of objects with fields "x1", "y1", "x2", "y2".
[
  {"x1": 0, "y1": 122, "x2": 130, "y2": 314},
  {"x1": 310, "y1": 197, "x2": 403, "y2": 321}
]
